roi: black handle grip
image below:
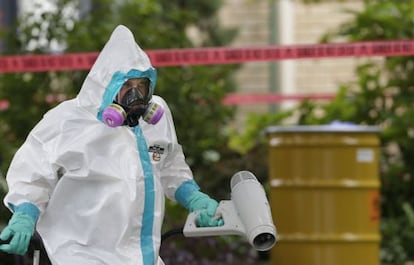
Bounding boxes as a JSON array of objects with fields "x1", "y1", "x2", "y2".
[
  {"x1": 0, "y1": 238, "x2": 41, "y2": 246},
  {"x1": 0, "y1": 233, "x2": 43, "y2": 248}
]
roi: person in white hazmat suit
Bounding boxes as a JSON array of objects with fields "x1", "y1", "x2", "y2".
[{"x1": 0, "y1": 25, "x2": 223, "y2": 265}]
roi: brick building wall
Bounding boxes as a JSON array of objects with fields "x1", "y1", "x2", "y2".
[
  {"x1": 295, "y1": 2, "x2": 364, "y2": 94},
  {"x1": 219, "y1": 0, "x2": 365, "y2": 126}
]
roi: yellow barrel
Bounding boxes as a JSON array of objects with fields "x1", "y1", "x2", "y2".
[{"x1": 266, "y1": 125, "x2": 381, "y2": 265}]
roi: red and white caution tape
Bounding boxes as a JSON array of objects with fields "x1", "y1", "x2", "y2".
[
  {"x1": 0, "y1": 40, "x2": 414, "y2": 73},
  {"x1": 0, "y1": 40, "x2": 411, "y2": 107}
]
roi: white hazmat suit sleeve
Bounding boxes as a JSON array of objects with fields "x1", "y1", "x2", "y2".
[{"x1": 3, "y1": 120, "x2": 60, "y2": 214}]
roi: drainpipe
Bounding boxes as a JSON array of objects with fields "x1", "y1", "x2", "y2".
[
  {"x1": 269, "y1": 0, "x2": 295, "y2": 112},
  {"x1": 269, "y1": 0, "x2": 278, "y2": 113}
]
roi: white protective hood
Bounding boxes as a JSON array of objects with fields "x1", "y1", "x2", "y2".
[{"x1": 77, "y1": 24, "x2": 156, "y2": 116}]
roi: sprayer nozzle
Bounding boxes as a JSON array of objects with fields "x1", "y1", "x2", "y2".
[{"x1": 253, "y1": 232, "x2": 276, "y2": 251}]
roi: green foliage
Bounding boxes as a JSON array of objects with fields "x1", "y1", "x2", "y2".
[{"x1": 228, "y1": 110, "x2": 293, "y2": 154}]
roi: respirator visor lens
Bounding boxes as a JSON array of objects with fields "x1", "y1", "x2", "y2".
[{"x1": 119, "y1": 78, "x2": 151, "y2": 107}]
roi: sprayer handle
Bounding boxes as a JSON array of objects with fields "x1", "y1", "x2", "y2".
[{"x1": 183, "y1": 200, "x2": 246, "y2": 238}]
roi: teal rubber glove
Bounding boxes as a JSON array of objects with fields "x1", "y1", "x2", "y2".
[
  {"x1": 0, "y1": 211, "x2": 36, "y2": 255},
  {"x1": 187, "y1": 191, "x2": 224, "y2": 227}
]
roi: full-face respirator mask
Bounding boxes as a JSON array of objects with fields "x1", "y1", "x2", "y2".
[{"x1": 102, "y1": 77, "x2": 164, "y2": 127}]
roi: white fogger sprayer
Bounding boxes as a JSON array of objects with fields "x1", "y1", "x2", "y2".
[{"x1": 183, "y1": 171, "x2": 277, "y2": 251}]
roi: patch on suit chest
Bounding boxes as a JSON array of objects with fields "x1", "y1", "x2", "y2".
[{"x1": 148, "y1": 144, "x2": 165, "y2": 162}]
